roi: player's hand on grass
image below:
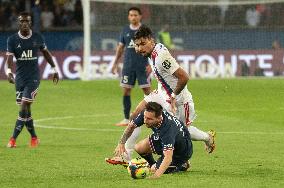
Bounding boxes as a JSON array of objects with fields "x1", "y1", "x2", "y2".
[
  {"x1": 7, "y1": 73, "x2": 15, "y2": 84},
  {"x1": 114, "y1": 143, "x2": 127, "y2": 156},
  {"x1": 52, "y1": 72, "x2": 59, "y2": 85}
]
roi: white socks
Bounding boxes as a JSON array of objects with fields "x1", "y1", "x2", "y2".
[
  {"x1": 125, "y1": 126, "x2": 141, "y2": 161},
  {"x1": 188, "y1": 125, "x2": 209, "y2": 142}
]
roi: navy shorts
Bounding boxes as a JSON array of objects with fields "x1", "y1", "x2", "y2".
[
  {"x1": 120, "y1": 68, "x2": 151, "y2": 88},
  {"x1": 15, "y1": 80, "x2": 40, "y2": 105},
  {"x1": 149, "y1": 134, "x2": 193, "y2": 173}
]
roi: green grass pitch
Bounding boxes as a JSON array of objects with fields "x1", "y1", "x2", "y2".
[{"x1": 0, "y1": 78, "x2": 284, "y2": 187}]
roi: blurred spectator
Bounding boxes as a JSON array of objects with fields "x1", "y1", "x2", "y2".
[
  {"x1": 41, "y1": 4, "x2": 54, "y2": 29},
  {"x1": 272, "y1": 40, "x2": 282, "y2": 50},
  {"x1": 73, "y1": 0, "x2": 82, "y2": 26},
  {"x1": 246, "y1": 6, "x2": 261, "y2": 27},
  {"x1": 9, "y1": 5, "x2": 18, "y2": 30},
  {"x1": 158, "y1": 24, "x2": 175, "y2": 50},
  {"x1": 31, "y1": 0, "x2": 41, "y2": 32},
  {"x1": 1, "y1": 2, "x2": 284, "y2": 30}
]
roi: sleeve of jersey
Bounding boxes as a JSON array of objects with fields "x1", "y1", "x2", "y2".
[
  {"x1": 144, "y1": 90, "x2": 161, "y2": 103},
  {"x1": 6, "y1": 37, "x2": 14, "y2": 55},
  {"x1": 118, "y1": 31, "x2": 125, "y2": 45},
  {"x1": 132, "y1": 111, "x2": 145, "y2": 127},
  {"x1": 38, "y1": 34, "x2": 47, "y2": 50},
  {"x1": 158, "y1": 51, "x2": 180, "y2": 75}
]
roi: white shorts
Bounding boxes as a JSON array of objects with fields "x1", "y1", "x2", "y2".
[{"x1": 144, "y1": 89, "x2": 196, "y2": 126}]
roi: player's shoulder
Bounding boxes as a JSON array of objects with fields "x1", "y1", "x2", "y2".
[
  {"x1": 121, "y1": 25, "x2": 131, "y2": 32},
  {"x1": 153, "y1": 43, "x2": 172, "y2": 64},
  {"x1": 8, "y1": 33, "x2": 18, "y2": 41},
  {"x1": 32, "y1": 32, "x2": 44, "y2": 39}
]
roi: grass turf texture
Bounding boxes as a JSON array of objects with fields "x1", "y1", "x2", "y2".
[{"x1": 0, "y1": 78, "x2": 283, "y2": 188}]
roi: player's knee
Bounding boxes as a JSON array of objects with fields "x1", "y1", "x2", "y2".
[
  {"x1": 142, "y1": 87, "x2": 151, "y2": 95},
  {"x1": 21, "y1": 101, "x2": 32, "y2": 109},
  {"x1": 135, "y1": 138, "x2": 151, "y2": 154},
  {"x1": 123, "y1": 88, "x2": 131, "y2": 96}
]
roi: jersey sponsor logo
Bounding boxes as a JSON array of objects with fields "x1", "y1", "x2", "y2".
[
  {"x1": 162, "y1": 60, "x2": 171, "y2": 69},
  {"x1": 18, "y1": 50, "x2": 37, "y2": 61},
  {"x1": 21, "y1": 50, "x2": 33, "y2": 58}
]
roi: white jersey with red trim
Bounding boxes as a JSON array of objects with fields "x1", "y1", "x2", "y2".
[
  {"x1": 144, "y1": 89, "x2": 172, "y2": 114},
  {"x1": 148, "y1": 43, "x2": 193, "y2": 105}
]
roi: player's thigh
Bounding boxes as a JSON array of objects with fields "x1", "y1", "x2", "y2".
[
  {"x1": 120, "y1": 69, "x2": 136, "y2": 88},
  {"x1": 135, "y1": 137, "x2": 151, "y2": 154},
  {"x1": 22, "y1": 81, "x2": 40, "y2": 103},
  {"x1": 176, "y1": 101, "x2": 197, "y2": 126},
  {"x1": 136, "y1": 69, "x2": 151, "y2": 89}
]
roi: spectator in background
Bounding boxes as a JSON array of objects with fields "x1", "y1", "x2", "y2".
[
  {"x1": 272, "y1": 39, "x2": 282, "y2": 50},
  {"x1": 0, "y1": 4, "x2": 7, "y2": 30},
  {"x1": 73, "y1": 0, "x2": 82, "y2": 26},
  {"x1": 246, "y1": 6, "x2": 260, "y2": 27},
  {"x1": 9, "y1": 5, "x2": 18, "y2": 30},
  {"x1": 41, "y1": 4, "x2": 54, "y2": 29},
  {"x1": 31, "y1": 0, "x2": 41, "y2": 32},
  {"x1": 158, "y1": 24, "x2": 175, "y2": 50}
]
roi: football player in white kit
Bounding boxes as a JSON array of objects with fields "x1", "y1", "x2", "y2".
[{"x1": 106, "y1": 25, "x2": 215, "y2": 165}]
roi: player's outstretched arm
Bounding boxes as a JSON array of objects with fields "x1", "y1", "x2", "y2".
[
  {"x1": 111, "y1": 43, "x2": 124, "y2": 74},
  {"x1": 5, "y1": 54, "x2": 15, "y2": 84},
  {"x1": 169, "y1": 67, "x2": 189, "y2": 114},
  {"x1": 129, "y1": 100, "x2": 147, "y2": 121},
  {"x1": 172, "y1": 67, "x2": 189, "y2": 95},
  {"x1": 150, "y1": 150, "x2": 173, "y2": 179},
  {"x1": 41, "y1": 48, "x2": 59, "y2": 84},
  {"x1": 114, "y1": 121, "x2": 136, "y2": 156}
]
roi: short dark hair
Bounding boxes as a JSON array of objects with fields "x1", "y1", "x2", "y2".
[
  {"x1": 19, "y1": 12, "x2": 31, "y2": 18},
  {"x1": 145, "y1": 102, "x2": 163, "y2": 117},
  {"x1": 128, "y1": 7, "x2": 142, "y2": 15},
  {"x1": 134, "y1": 25, "x2": 153, "y2": 41}
]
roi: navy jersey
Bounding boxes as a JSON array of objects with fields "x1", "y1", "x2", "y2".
[
  {"x1": 6, "y1": 31, "x2": 46, "y2": 83},
  {"x1": 133, "y1": 110, "x2": 190, "y2": 152},
  {"x1": 119, "y1": 25, "x2": 148, "y2": 70}
]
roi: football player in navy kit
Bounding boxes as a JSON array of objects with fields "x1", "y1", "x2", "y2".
[
  {"x1": 111, "y1": 7, "x2": 151, "y2": 127},
  {"x1": 5, "y1": 12, "x2": 59, "y2": 148},
  {"x1": 114, "y1": 102, "x2": 193, "y2": 179}
]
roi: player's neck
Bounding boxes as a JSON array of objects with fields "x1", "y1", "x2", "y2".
[
  {"x1": 155, "y1": 116, "x2": 163, "y2": 128},
  {"x1": 19, "y1": 29, "x2": 31, "y2": 37},
  {"x1": 130, "y1": 22, "x2": 141, "y2": 30},
  {"x1": 150, "y1": 42, "x2": 156, "y2": 56}
]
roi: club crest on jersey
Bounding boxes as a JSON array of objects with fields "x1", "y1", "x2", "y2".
[{"x1": 162, "y1": 60, "x2": 171, "y2": 69}]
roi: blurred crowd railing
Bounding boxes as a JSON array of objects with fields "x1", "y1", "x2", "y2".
[{"x1": 1, "y1": 1, "x2": 284, "y2": 31}]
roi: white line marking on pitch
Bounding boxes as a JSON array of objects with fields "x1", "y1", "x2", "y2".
[
  {"x1": 35, "y1": 114, "x2": 119, "y2": 122},
  {"x1": 34, "y1": 115, "x2": 284, "y2": 134},
  {"x1": 35, "y1": 124, "x2": 120, "y2": 132}
]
